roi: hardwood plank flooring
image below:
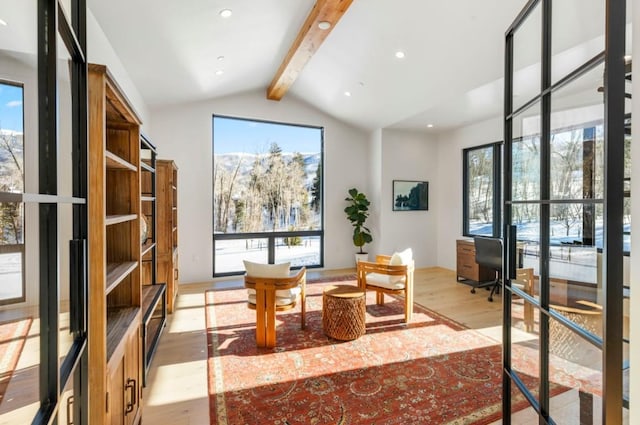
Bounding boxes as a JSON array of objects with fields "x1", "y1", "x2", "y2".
[
  {"x1": 142, "y1": 266, "x2": 506, "y2": 424},
  {"x1": 0, "y1": 266, "x2": 612, "y2": 423}
]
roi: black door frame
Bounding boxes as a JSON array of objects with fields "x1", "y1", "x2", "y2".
[{"x1": 502, "y1": 0, "x2": 626, "y2": 423}]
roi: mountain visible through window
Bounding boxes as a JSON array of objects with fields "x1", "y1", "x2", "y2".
[{"x1": 212, "y1": 115, "x2": 323, "y2": 275}]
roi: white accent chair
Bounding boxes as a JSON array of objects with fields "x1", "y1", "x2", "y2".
[
  {"x1": 243, "y1": 261, "x2": 306, "y2": 347},
  {"x1": 356, "y1": 248, "x2": 414, "y2": 323}
]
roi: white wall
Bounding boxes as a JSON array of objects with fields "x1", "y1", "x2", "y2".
[
  {"x1": 378, "y1": 129, "x2": 439, "y2": 266},
  {"x1": 87, "y1": 10, "x2": 150, "y2": 129},
  {"x1": 150, "y1": 90, "x2": 371, "y2": 283},
  {"x1": 434, "y1": 116, "x2": 503, "y2": 270},
  {"x1": 367, "y1": 129, "x2": 383, "y2": 257}
]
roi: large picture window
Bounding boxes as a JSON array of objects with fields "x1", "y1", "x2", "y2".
[
  {"x1": 463, "y1": 142, "x2": 501, "y2": 237},
  {"x1": 212, "y1": 115, "x2": 323, "y2": 276},
  {"x1": 0, "y1": 81, "x2": 25, "y2": 304}
]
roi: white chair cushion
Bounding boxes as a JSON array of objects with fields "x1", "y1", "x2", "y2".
[
  {"x1": 244, "y1": 260, "x2": 300, "y2": 306},
  {"x1": 390, "y1": 248, "x2": 413, "y2": 265},
  {"x1": 247, "y1": 286, "x2": 301, "y2": 306},
  {"x1": 247, "y1": 286, "x2": 301, "y2": 299},
  {"x1": 243, "y1": 260, "x2": 291, "y2": 278},
  {"x1": 365, "y1": 272, "x2": 406, "y2": 290}
]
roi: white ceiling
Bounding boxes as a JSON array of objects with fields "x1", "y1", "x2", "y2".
[
  {"x1": 86, "y1": 0, "x2": 536, "y2": 132},
  {"x1": 1, "y1": 1, "x2": 614, "y2": 132}
]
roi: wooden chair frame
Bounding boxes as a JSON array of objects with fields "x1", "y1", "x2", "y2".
[
  {"x1": 514, "y1": 267, "x2": 535, "y2": 332},
  {"x1": 356, "y1": 255, "x2": 414, "y2": 322},
  {"x1": 244, "y1": 267, "x2": 306, "y2": 347}
]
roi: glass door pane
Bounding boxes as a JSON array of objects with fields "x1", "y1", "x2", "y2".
[
  {"x1": 56, "y1": 371, "x2": 76, "y2": 425},
  {"x1": 0, "y1": 4, "x2": 40, "y2": 421},
  {"x1": 548, "y1": 316, "x2": 603, "y2": 424},
  {"x1": 512, "y1": 103, "x2": 541, "y2": 202},
  {"x1": 506, "y1": 0, "x2": 628, "y2": 422},
  {"x1": 0, "y1": 307, "x2": 38, "y2": 422},
  {"x1": 512, "y1": 2, "x2": 541, "y2": 112},
  {"x1": 551, "y1": 0, "x2": 605, "y2": 84}
]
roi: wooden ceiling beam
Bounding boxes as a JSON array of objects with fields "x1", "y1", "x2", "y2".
[{"x1": 267, "y1": 0, "x2": 353, "y2": 101}]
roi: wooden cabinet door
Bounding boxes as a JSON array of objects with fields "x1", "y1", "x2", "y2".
[
  {"x1": 108, "y1": 356, "x2": 126, "y2": 425},
  {"x1": 125, "y1": 327, "x2": 142, "y2": 425}
]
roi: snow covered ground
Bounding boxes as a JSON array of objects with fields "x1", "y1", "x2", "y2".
[
  {"x1": 215, "y1": 237, "x2": 321, "y2": 274},
  {"x1": 0, "y1": 253, "x2": 22, "y2": 300}
]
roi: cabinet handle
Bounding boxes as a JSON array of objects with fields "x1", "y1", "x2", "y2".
[
  {"x1": 174, "y1": 268, "x2": 179, "y2": 281},
  {"x1": 125, "y1": 378, "x2": 137, "y2": 414},
  {"x1": 66, "y1": 395, "x2": 74, "y2": 425},
  {"x1": 132, "y1": 377, "x2": 138, "y2": 407}
]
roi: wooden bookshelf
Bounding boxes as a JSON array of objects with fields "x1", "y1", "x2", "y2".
[
  {"x1": 105, "y1": 261, "x2": 139, "y2": 295},
  {"x1": 157, "y1": 160, "x2": 179, "y2": 313},
  {"x1": 105, "y1": 214, "x2": 138, "y2": 226},
  {"x1": 88, "y1": 63, "x2": 143, "y2": 425},
  {"x1": 140, "y1": 134, "x2": 166, "y2": 384}
]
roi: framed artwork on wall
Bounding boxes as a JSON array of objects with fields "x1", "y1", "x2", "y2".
[{"x1": 393, "y1": 180, "x2": 429, "y2": 211}]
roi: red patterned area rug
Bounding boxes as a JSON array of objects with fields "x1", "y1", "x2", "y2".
[
  {"x1": 0, "y1": 317, "x2": 32, "y2": 403},
  {"x1": 308, "y1": 274, "x2": 357, "y2": 284},
  {"x1": 206, "y1": 280, "x2": 561, "y2": 424}
]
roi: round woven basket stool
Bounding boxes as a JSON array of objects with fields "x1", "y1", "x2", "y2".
[{"x1": 322, "y1": 285, "x2": 366, "y2": 341}]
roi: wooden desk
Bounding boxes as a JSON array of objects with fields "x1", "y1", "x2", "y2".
[{"x1": 456, "y1": 239, "x2": 495, "y2": 282}]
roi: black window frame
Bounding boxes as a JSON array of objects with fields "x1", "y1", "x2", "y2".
[
  {"x1": 0, "y1": 79, "x2": 27, "y2": 305},
  {"x1": 36, "y1": 1, "x2": 88, "y2": 423},
  {"x1": 462, "y1": 141, "x2": 502, "y2": 238},
  {"x1": 212, "y1": 114, "x2": 325, "y2": 277}
]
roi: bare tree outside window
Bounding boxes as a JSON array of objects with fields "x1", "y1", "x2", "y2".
[
  {"x1": 212, "y1": 116, "x2": 323, "y2": 275},
  {"x1": 0, "y1": 81, "x2": 25, "y2": 303}
]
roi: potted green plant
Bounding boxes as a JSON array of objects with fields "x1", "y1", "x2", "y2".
[{"x1": 344, "y1": 188, "x2": 373, "y2": 262}]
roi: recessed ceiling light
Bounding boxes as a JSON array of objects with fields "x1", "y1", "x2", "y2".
[
  {"x1": 427, "y1": 124, "x2": 434, "y2": 128},
  {"x1": 395, "y1": 51, "x2": 405, "y2": 59},
  {"x1": 344, "y1": 91, "x2": 351, "y2": 97},
  {"x1": 318, "y1": 21, "x2": 331, "y2": 30},
  {"x1": 219, "y1": 9, "x2": 232, "y2": 18},
  {"x1": 215, "y1": 70, "x2": 224, "y2": 76},
  {"x1": 0, "y1": 18, "x2": 7, "y2": 26}
]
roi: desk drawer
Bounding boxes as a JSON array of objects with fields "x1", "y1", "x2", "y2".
[{"x1": 456, "y1": 239, "x2": 495, "y2": 281}]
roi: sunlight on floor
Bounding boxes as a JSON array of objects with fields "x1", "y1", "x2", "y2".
[
  {"x1": 146, "y1": 360, "x2": 209, "y2": 405},
  {"x1": 475, "y1": 325, "x2": 538, "y2": 344},
  {"x1": 144, "y1": 269, "x2": 619, "y2": 424}
]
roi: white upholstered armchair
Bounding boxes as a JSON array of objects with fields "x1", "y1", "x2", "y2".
[
  {"x1": 356, "y1": 248, "x2": 414, "y2": 323},
  {"x1": 243, "y1": 261, "x2": 306, "y2": 347}
]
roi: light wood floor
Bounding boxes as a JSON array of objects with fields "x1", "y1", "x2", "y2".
[
  {"x1": 142, "y1": 267, "x2": 603, "y2": 425},
  {"x1": 0, "y1": 266, "x2": 612, "y2": 424},
  {"x1": 142, "y1": 267, "x2": 507, "y2": 424}
]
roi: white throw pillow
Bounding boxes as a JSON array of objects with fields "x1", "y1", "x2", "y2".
[
  {"x1": 365, "y1": 272, "x2": 406, "y2": 289},
  {"x1": 243, "y1": 260, "x2": 291, "y2": 278},
  {"x1": 390, "y1": 248, "x2": 413, "y2": 265},
  {"x1": 247, "y1": 286, "x2": 301, "y2": 305}
]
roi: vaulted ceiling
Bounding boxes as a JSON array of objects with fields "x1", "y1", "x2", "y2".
[
  {"x1": 86, "y1": 0, "x2": 612, "y2": 132},
  {"x1": 0, "y1": 1, "x2": 621, "y2": 132}
]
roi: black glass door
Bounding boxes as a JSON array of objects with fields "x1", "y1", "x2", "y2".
[
  {"x1": 0, "y1": 1, "x2": 88, "y2": 423},
  {"x1": 503, "y1": 0, "x2": 629, "y2": 423}
]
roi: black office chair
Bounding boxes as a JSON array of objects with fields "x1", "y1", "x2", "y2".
[{"x1": 472, "y1": 236, "x2": 503, "y2": 302}]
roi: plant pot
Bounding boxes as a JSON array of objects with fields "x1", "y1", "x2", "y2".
[{"x1": 355, "y1": 253, "x2": 369, "y2": 264}]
